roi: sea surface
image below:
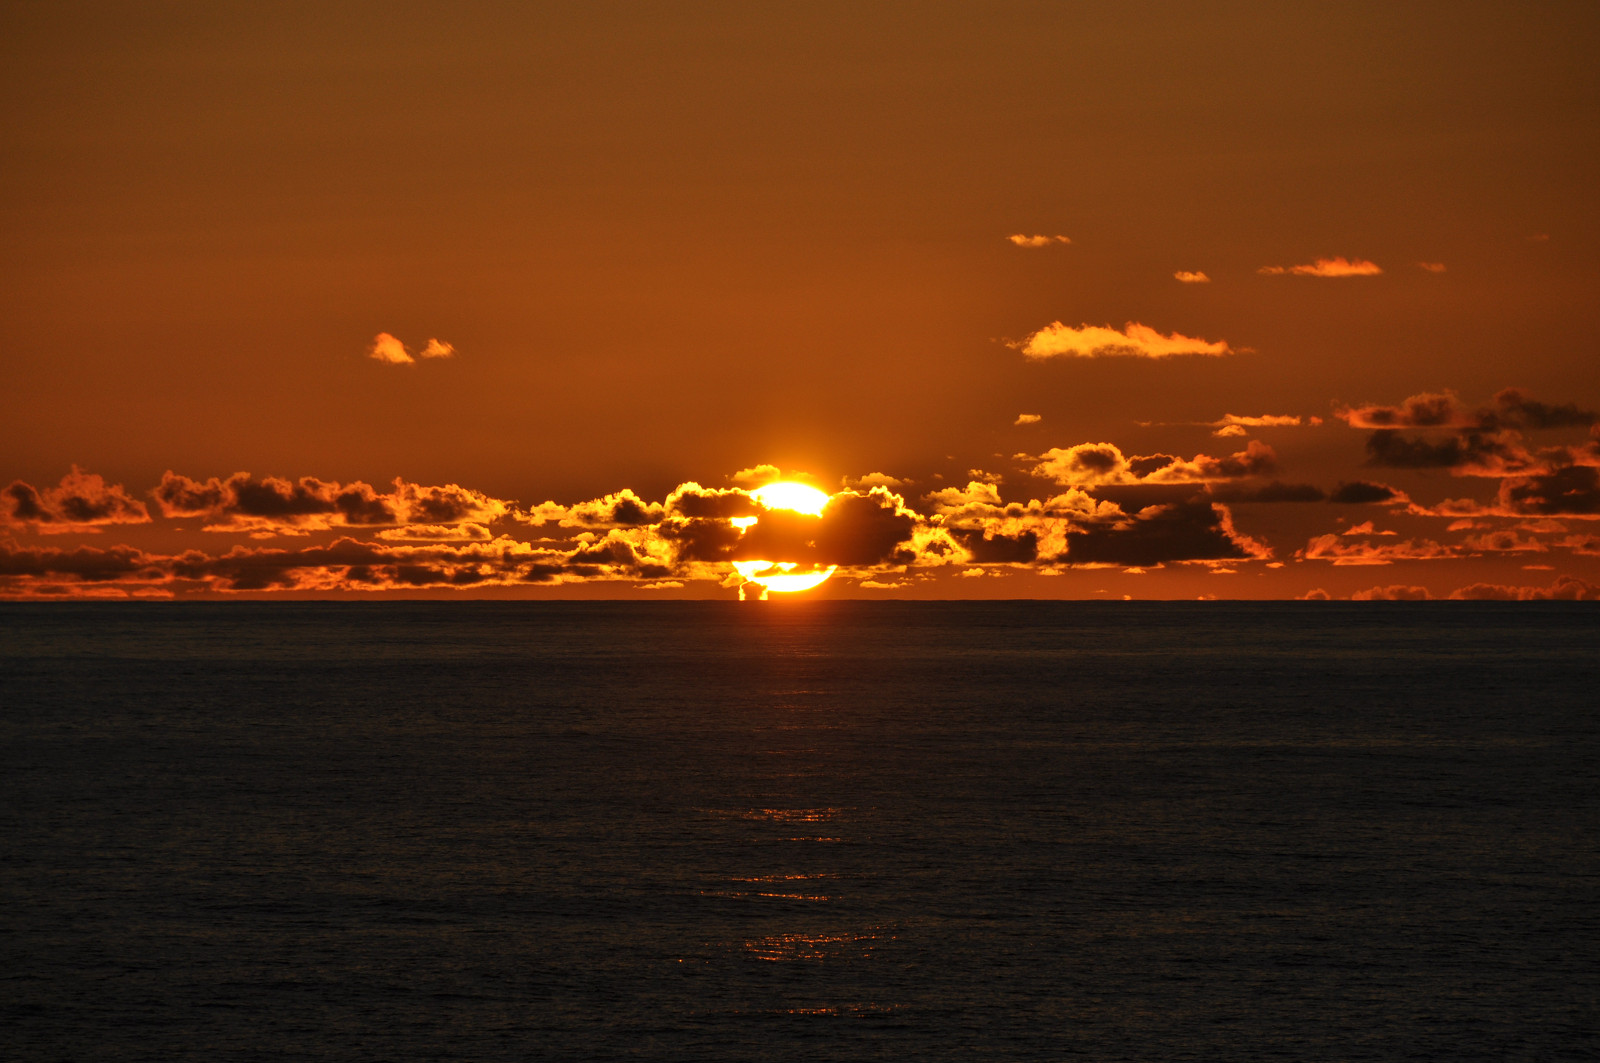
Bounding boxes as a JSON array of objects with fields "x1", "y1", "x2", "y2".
[{"x1": 2, "y1": 601, "x2": 1597, "y2": 1061}]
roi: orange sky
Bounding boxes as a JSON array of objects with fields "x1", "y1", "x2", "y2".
[{"x1": 4, "y1": 3, "x2": 1599, "y2": 600}]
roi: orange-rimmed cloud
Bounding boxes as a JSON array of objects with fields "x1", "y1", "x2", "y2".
[
  {"x1": 1336, "y1": 388, "x2": 1597, "y2": 431},
  {"x1": 152, "y1": 471, "x2": 512, "y2": 536},
  {"x1": 1014, "y1": 322, "x2": 1235, "y2": 360},
  {"x1": 1031, "y1": 440, "x2": 1277, "y2": 486},
  {"x1": 1449, "y1": 575, "x2": 1599, "y2": 601},
  {"x1": 1173, "y1": 271, "x2": 1210, "y2": 284},
  {"x1": 2, "y1": 467, "x2": 151, "y2": 534},
  {"x1": 1061, "y1": 500, "x2": 1270, "y2": 568},
  {"x1": 1299, "y1": 534, "x2": 1459, "y2": 565},
  {"x1": 1007, "y1": 234, "x2": 1070, "y2": 247},
  {"x1": 1258, "y1": 256, "x2": 1382, "y2": 277}
]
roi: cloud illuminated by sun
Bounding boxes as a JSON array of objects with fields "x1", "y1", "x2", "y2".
[{"x1": 734, "y1": 481, "x2": 837, "y2": 599}]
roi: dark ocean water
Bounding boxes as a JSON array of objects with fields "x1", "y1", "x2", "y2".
[{"x1": 2, "y1": 601, "x2": 1597, "y2": 1061}]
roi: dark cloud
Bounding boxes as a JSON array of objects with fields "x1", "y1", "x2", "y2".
[
  {"x1": 153, "y1": 471, "x2": 510, "y2": 534},
  {"x1": 1060, "y1": 501, "x2": 1268, "y2": 567},
  {"x1": 1496, "y1": 466, "x2": 1600, "y2": 517},
  {"x1": 1207, "y1": 481, "x2": 1326, "y2": 503},
  {"x1": 1448, "y1": 575, "x2": 1600, "y2": 601},
  {"x1": 1363, "y1": 428, "x2": 1534, "y2": 475},
  {"x1": 1335, "y1": 387, "x2": 1595, "y2": 431},
  {"x1": 814, "y1": 490, "x2": 920, "y2": 566},
  {"x1": 729, "y1": 490, "x2": 920, "y2": 568},
  {"x1": 2, "y1": 468, "x2": 151, "y2": 532},
  {"x1": 1482, "y1": 388, "x2": 1597, "y2": 430},
  {"x1": 1328, "y1": 480, "x2": 1405, "y2": 504},
  {"x1": 663, "y1": 483, "x2": 759, "y2": 521},
  {"x1": 949, "y1": 528, "x2": 1040, "y2": 563},
  {"x1": 1336, "y1": 391, "x2": 1463, "y2": 428},
  {"x1": 0, "y1": 541, "x2": 157, "y2": 584}
]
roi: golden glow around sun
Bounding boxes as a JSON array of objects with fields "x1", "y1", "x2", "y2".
[
  {"x1": 748, "y1": 481, "x2": 830, "y2": 516},
  {"x1": 734, "y1": 480, "x2": 837, "y2": 599}
]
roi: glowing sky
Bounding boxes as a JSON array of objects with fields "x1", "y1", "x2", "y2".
[{"x1": 4, "y1": 3, "x2": 1598, "y2": 600}]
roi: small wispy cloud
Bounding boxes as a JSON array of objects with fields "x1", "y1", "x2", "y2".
[
  {"x1": 1416, "y1": 262, "x2": 1447, "y2": 273},
  {"x1": 1174, "y1": 271, "x2": 1210, "y2": 284},
  {"x1": 1258, "y1": 256, "x2": 1382, "y2": 278},
  {"x1": 1007, "y1": 234, "x2": 1071, "y2": 247},
  {"x1": 1014, "y1": 413, "x2": 1041, "y2": 425},
  {"x1": 368, "y1": 333, "x2": 457, "y2": 364},
  {"x1": 1014, "y1": 322, "x2": 1235, "y2": 360}
]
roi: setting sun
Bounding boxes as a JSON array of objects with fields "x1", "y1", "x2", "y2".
[
  {"x1": 733, "y1": 481, "x2": 837, "y2": 599},
  {"x1": 749, "y1": 481, "x2": 831, "y2": 516}
]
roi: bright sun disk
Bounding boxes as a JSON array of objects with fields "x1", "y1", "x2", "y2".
[{"x1": 734, "y1": 481, "x2": 837, "y2": 598}]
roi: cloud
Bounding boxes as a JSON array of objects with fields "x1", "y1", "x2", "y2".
[
  {"x1": 1335, "y1": 391, "x2": 1465, "y2": 428},
  {"x1": 1258, "y1": 256, "x2": 1382, "y2": 277},
  {"x1": 1014, "y1": 322, "x2": 1235, "y2": 360},
  {"x1": 731, "y1": 489, "x2": 921, "y2": 569},
  {"x1": 152, "y1": 471, "x2": 512, "y2": 536},
  {"x1": 1217, "y1": 414, "x2": 1302, "y2": 429},
  {"x1": 1484, "y1": 388, "x2": 1598, "y2": 430},
  {"x1": 1033, "y1": 440, "x2": 1277, "y2": 486},
  {"x1": 368, "y1": 333, "x2": 455, "y2": 364},
  {"x1": 1061, "y1": 501, "x2": 1270, "y2": 568},
  {"x1": 376, "y1": 523, "x2": 492, "y2": 542},
  {"x1": 728, "y1": 464, "x2": 786, "y2": 489},
  {"x1": 1459, "y1": 528, "x2": 1547, "y2": 553},
  {"x1": 1174, "y1": 271, "x2": 1210, "y2": 284},
  {"x1": 1350, "y1": 584, "x2": 1432, "y2": 601},
  {"x1": 1337, "y1": 389, "x2": 1596, "y2": 432},
  {"x1": 368, "y1": 332, "x2": 413, "y2": 364},
  {"x1": 1449, "y1": 575, "x2": 1600, "y2": 601},
  {"x1": 2, "y1": 467, "x2": 151, "y2": 533},
  {"x1": 1209, "y1": 413, "x2": 1304, "y2": 438},
  {"x1": 1014, "y1": 414, "x2": 1041, "y2": 426},
  {"x1": 1496, "y1": 466, "x2": 1600, "y2": 517},
  {"x1": 1341, "y1": 521, "x2": 1391, "y2": 536},
  {"x1": 1007, "y1": 234, "x2": 1071, "y2": 247},
  {"x1": 1363, "y1": 428, "x2": 1533, "y2": 475},
  {"x1": 0, "y1": 541, "x2": 160, "y2": 587},
  {"x1": 524, "y1": 488, "x2": 665, "y2": 529},
  {"x1": 842, "y1": 472, "x2": 908, "y2": 491},
  {"x1": 1205, "y1": 481, "x2": 1326, "y2": 503},
  {"x1": 1417, "y1": 262, "x2": 1447, "y2": 273},
  {"x1": 1328, "y1": 480, "x2": 1408, "y2": 505},
  {"x1": 1300, "y1": 535, "x2": 1458, "y2": 565}
]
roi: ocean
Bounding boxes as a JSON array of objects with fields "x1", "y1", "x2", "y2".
[{"x1": 3, "y1": 601, "x2": 1596, "y2": 1061}]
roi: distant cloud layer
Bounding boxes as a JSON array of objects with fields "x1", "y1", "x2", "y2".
[
  {"x1": 4, "y1": 384, "x2": 1597, "y2": 599},
  {"x1": 1015, "y1": 322, "x2": 1235, "y2": 359},
  {"x1": 1173, "y1": 271, "x2": 1210, "y2": 284},
  {"x1": 1259, "y1": 256, "x2": 1382, "y2": 277},
  {"x1": 2, "y1": 467, "x2": 150, "y2": 533},
  {"x1": 1007, "y1": 234, "x2": 1071, "y2": 247},
  {"x1": 368, "y1": 333, "x2": 457, "y2": 364}
]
